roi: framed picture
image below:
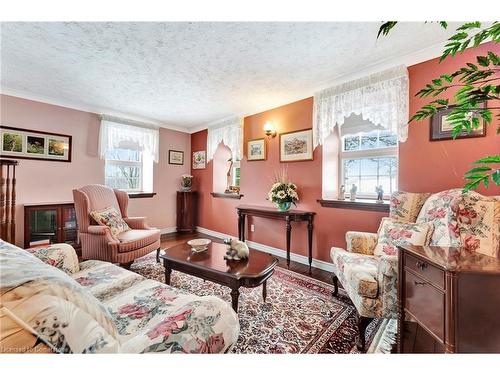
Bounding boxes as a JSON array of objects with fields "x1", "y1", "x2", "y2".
[
  {"x1": 168, "y1": 150, "x2": 184, "y2": 165},
  {"x1": 192, "y1": 150, "x2": 206, "y2": 169},
  {"x1": 430, "y1": 103, "x2": 487, "y2": 141},
  {"x1": 247, "y1": 138, "x2": 266, "y2": 161},
  {"x1": 1, "y1": 125, "x2": 72, "y2": 162},
  {"x1": 279, "y1": 128, "x2": 313, "y2": 162}
]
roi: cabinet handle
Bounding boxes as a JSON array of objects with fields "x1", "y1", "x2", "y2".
[
  {"x1": 416, "y1": 261, "x2": 427, "y2": 270},
  {"x1": 414, "y1": 281, "x2": 427, "y2": 286}
]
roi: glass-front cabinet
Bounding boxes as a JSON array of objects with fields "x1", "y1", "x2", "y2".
[{"x1": 24, "y1": 203, "x2": 79, "y2": 249}]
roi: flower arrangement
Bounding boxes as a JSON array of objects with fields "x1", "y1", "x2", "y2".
[
  {"x1": 267, "y1": 169, "x2": 299, "y2": 212},
  {"x1": 180, "y1": 174, "x2": 193, "y2": 192}
]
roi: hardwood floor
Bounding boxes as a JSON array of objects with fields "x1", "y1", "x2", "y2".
[{"x1": 160, "y1": 231, "x2": 333, "y2": 284}]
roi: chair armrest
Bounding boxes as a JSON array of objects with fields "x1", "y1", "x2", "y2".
[
  {"x1": 346, "y1": 231, "x2": 378, "y2": 255},
  {"x1": 123, "y1": 217, "x2": 154, "y2": 230},
  {"x1": 87, "y1": 225, "x2": 119, "y2": 244},
  {"x1": 27, "y1": 243, "x2": 80, "y2": 274},
  {"x1": 376, "y1": 254, "x2": 399, "y2": 318},
  {"x1": 378, "y1": 254, "x2": 398, "y2": 278}
]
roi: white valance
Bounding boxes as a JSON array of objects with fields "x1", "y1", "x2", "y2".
[
  {"x1": 99, "y1": 116, "x2": 160, "y2": 163},
  {"x1": 313, "y1": 65, "x2": 409, "y2": 147},
  {"x1": 206, "y1": 117, "x2": 243, "y2": 161}
]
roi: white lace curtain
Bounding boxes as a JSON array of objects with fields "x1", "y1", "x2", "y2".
[
  {"x1": 99, "y1": 116, "x2": 160, "y2": 163},
  {"x1": 313, "y1": 65, "x2": 409, "y2": 147},
  {"x1": 206, "y1": 117, "x2": 243, "y2": 161}
]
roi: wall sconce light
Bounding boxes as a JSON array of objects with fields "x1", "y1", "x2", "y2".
[{"x1": 263, "y1": 121, "x2": 277, "y2": 138}]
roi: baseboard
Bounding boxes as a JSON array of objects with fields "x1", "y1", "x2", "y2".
[
  {"x1": 196, "y1": 226, "x2": 334, "y2": 273},
  {"x1": 160, "y1": 227, "x2": 177, "y2": 235}
]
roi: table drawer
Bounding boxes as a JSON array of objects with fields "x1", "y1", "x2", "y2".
[
  {"x1": 405, "y1": 253, "x2": 444, "y2": 290},
  {"x1": 405, "y1": 270, "x2": 445, "y2": 341}
]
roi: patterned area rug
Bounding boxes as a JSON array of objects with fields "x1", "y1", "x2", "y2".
[{"x1": 131, "y1": 252, "x2": 385, "y2": 354}]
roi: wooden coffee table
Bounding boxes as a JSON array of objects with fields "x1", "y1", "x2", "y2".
[{"x1": 160, "y1": 242, "x2": 278, "y2": 311}]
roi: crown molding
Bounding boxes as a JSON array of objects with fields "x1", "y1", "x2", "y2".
[{"x1": 0, "y1": 87, "x2": 191, "y2": 133}]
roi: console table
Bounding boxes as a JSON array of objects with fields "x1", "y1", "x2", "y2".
[
  {"x1": 398, "y1": 244, "x2": 500, "y2": 353},
  {"x1": 236, "y1": 205, "x2": 315, "y2": 271}
]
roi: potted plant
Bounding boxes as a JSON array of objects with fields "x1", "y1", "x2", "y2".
[{"x1": 267, "y1": 169, "x2": 299, "y2": 212}]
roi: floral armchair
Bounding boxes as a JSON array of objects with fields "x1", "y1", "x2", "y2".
[{"x1": 330, "y1": 189, "x2": 499, "y2": 352}]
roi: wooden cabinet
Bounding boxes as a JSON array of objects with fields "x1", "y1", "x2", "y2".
[
  {"x1": 398, "y1": 244, "x2": 500, "y2": 353},
  {"x1": 24, "y1": 202, "x2": 79, "y2": 250},
  {"x1": 176, "y1": 191, "x2": 197, "y2": 233}
]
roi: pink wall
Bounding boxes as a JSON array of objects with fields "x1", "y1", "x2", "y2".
[
  {"x1": 0, "y1": 94, "x2": 191, "y2": 247},
  {"x1": 191, "y1": 44, "x2": 499, "y2": 262},
  {"x1": 400, "y1": 42, "x2": 499, "y2": 195}
]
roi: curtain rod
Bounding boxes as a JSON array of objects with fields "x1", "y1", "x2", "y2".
[{"x1": 100, "y1": 114, "x2": 160, "y2": 130}]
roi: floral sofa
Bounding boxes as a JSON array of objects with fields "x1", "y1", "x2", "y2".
[
  {"x1": 330, "y1": 189, "x2": 500, "y2": 351},
  {"x1": 0, "y1": 240, "x2": 239, "y2": 353}
]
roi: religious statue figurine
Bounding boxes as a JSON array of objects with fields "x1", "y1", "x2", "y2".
[
  {"x1": 338, "y1": 185, "x2": 346, "y2": 200},
  {"x1": 375, "y1": 185, "x2": 384, "y2": 203},
  {"x1": 350, "y1": 184, "x2": 357, "y2": 201},
  {"x1": 224, "y1": 158, "x2": 233, "y2": 193}
]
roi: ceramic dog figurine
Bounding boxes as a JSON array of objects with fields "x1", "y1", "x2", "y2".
[{"x1": 224, "y1": 238, "x2": 249, "y2": 261}]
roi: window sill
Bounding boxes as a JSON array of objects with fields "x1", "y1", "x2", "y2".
[
  {"x1": 317, "y1": 198, "x2": 389, "y2": 212},
  {"x1": 211, "y1": 192, "x2": 244, "y2": 200},
  {"x1": 128, "y1": 192, "x2": 157, "y2": 199}
]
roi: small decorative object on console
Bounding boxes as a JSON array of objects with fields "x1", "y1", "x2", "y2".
[
  {"x1": 338, "y1": 184, "x2": 346, "y2": 200},
  {"x1": 267, "y1": 168, "x2": 299, "y2": 212},
  {"x1": 180, "y1": 174, "x2": 193, "y2": 192},
  {"x1": 223, "y1": 238, "x2": 249, "y2": 261},
  {"x1": 187, "y1": 238, "x2": 211, "y2": 253},
  {"x1": 349, "y1": 184, "x2": 357, "y2": 201},
  {"x1": 375, "y1": 185, "x2": 384, "y2": 203}
]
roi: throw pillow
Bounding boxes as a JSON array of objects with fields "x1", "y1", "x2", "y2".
[
  {"x1": 390, "y1": 191, "x2": 430, "y2": 223},
  {"x1": 455, "y1": 192, "x2": 500, "y2": 258},
  {"x1": 90, "y1": 206, "x2": 130, "y2": 236},
  {"x1": 374, "y1": 217, "x2": 432, "y2": 257}
]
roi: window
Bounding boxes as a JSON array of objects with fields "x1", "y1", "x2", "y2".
[
  {"x1": 340, "y1": 129, "x2": 398, "y2": 198},
  {"x1": 232, "y1": 160, "x2": 241, "y2": 187},
  {"x1": 100, "y1": 119, "x2": 158, "y2": 193},
  {"x1": 105, "y1": 149, "x2": 144, "y2": 192}
]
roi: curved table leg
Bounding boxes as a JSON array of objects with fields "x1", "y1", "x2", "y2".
[
  {"x1": 262, "y1": 280, "x2": 267, "y2": 302},
  {"x1": 230, "y1": 288, "x2": 240, "y2": 312}
]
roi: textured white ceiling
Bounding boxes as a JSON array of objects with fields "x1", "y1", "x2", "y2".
[{"x1": 0, "y1": 22, "x2": 458, "y2": 131}]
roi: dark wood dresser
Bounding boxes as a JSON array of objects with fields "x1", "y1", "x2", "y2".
[
  {"x1": 398, "y1": 244, "x2": 500, "y2": 353},
  {"x1": 176, "y1": 191, "x2": 197, "y2": 233}
]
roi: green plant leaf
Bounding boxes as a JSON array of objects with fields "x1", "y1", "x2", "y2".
[
  {"x1": 465, "y1": 166, "x2": 492, "y2": 174},
  {"x1": 377, "y1": 22, "x2": 398, "y2": 39},
  {"x1": 492, "y1": 170, "x2": 500, "y2": 185},
  {"x1": 457, "y1": 22, "x2": 481, "y2": 31},
  {"x1": 477, "y1": 55, "x2": 490, "y2": 67},
  {"x1": 474, "y1": 155, "x2": 500, "y2": 164}
]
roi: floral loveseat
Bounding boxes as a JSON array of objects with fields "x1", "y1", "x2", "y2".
[
  {"x1": 330, "y1": 189, "x2": 499, "y2": 351},
  {"x1": 0, "y1": 240, "x2": 239, "y2": 353}
]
